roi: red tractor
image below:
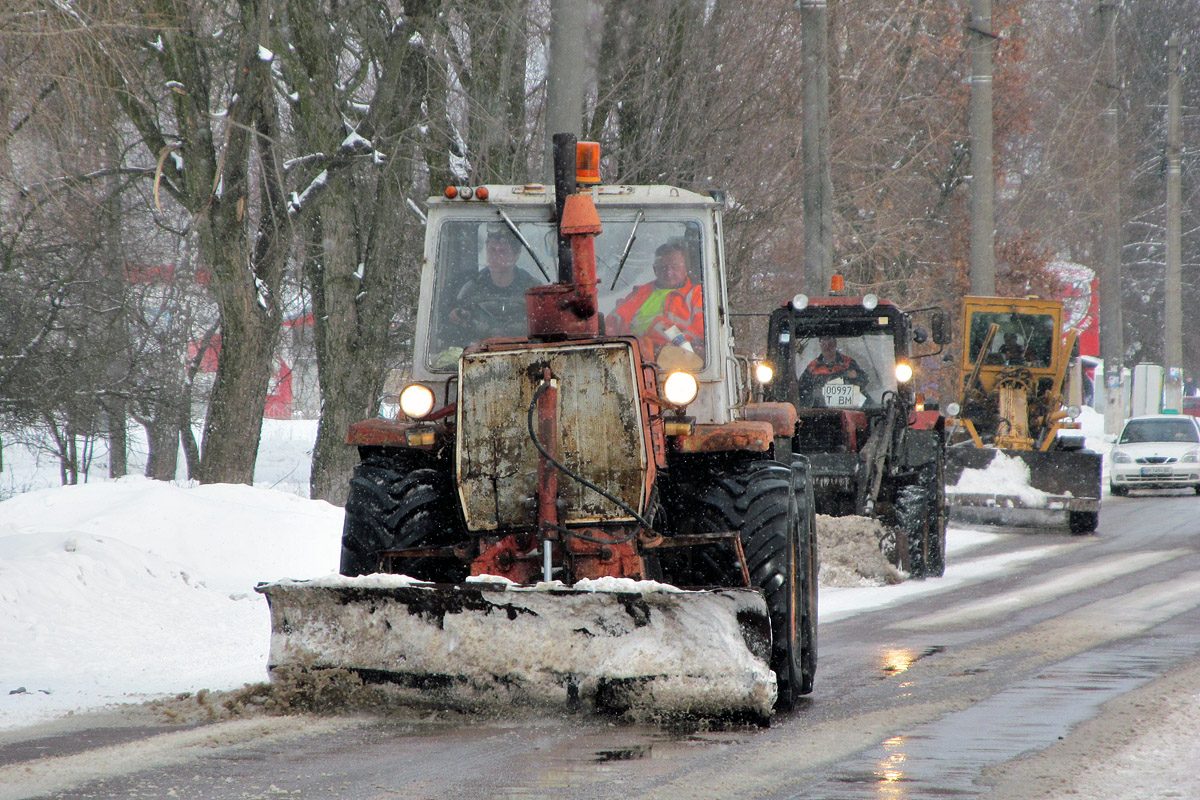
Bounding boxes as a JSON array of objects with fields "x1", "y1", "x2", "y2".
[
  {"x1": 761, "y1": 290, "x2": 951, "y2": 577},
  {"x1": 257, "y1": 136, "x2": 817, "y2": 723}
]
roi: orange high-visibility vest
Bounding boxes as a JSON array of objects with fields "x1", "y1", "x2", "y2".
[{"x1": 611, "y1": 280, "x2": 704, "y2": 348}]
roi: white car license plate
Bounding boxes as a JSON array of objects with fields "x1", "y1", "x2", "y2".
[{"x1": 1141, "y1": 466, "x2": 1171, "y2": 476}]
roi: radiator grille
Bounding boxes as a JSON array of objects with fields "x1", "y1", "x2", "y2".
[{"x1": 456, "y1": 342, "x2": 647, "y2": 531}]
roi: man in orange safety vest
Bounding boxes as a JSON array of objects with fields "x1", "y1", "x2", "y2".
[{"x1": 608, "y1": 240, "x2": 704, "y2": 356}]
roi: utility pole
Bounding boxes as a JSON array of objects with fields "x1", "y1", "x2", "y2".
[
  {"x1": 544, "y1": 0, "x2": 586, "y2": 183},
  {"x1": 1097, "y1": 1, "x2": 1125, "y2": 433},
  {"x1": 1164, "y1": 35, "x2": 1183, "y2": 412},
  {"x1": 968, "y1": 0, "x2": 996, "y2": 295},
  {"x1": 801, "y1": 0, "x2": 832, "y2": 295}
]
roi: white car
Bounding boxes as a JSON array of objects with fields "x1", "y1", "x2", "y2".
[{"x1": 1109, "y1": 414, "x2": 1200, "y2": 496}]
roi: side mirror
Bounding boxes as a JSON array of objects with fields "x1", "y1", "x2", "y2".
[
  {"x1": 913, "y1": 327, "x2": 929, "y2": 344},
  {"x1": 931, "y1": 310, "x2": 951, "y2": 345},
  {"x1": 1103, "y1": 434, "x2": 1117, "y2": 444}
]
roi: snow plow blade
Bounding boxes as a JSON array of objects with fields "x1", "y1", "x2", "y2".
[
  {"x1": 944, "y1": 447, "x2": 1102, "y2": 512},
  {"x1": 254, "y1": 576, "x2": 776, "y2": 723}
]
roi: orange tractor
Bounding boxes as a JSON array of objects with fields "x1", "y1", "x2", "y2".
[{"x1": 257, "y1": 136, "x2": 817, "y2": 723}]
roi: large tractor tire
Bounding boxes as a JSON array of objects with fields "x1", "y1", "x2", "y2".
[
  {"x1": 688, "y1": 459, "x2": 818, "y2": 711},
  {"x1": 1068, "y1": 510, "x2": 1099, "y2": 535},
  {"x1": 926, "y1": 448, "x2": 948, "y2": 578},
  {"x1": 340, "y1": 451, "x2": 468, "y2": 582},
  {"x1": 894, "y1": 452, "x2": 946, "y2": 579}
]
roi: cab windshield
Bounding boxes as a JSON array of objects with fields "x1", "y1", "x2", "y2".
[
  {"x1": 792, "y1": 333, "x2": 897, "y2": 409},
  {"x1": 967, "y1": 311, "x2": 1056, "y2": 368},
  {"x1": 427, "y1": 216, "x2": 707, "y2": 370}
]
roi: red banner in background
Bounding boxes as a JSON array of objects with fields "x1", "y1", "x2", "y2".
[{"x1": 1050, "y1": 262, "x2": 1099, "y2": 357}]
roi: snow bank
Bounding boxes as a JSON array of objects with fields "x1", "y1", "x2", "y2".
[{"x1": 0, "y1": 475, "x2": 342, "y2": 731}]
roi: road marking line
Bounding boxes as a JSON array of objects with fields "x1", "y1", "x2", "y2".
[{"x1": 895, "y1": 549, "x2": 1189, "y2": 630}]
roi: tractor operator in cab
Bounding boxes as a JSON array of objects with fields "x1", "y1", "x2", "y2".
[
  {"x1": 797, "y1": 336, "x2": 871, "y2": 406},
  {"x1": 998, "y1": 332, "x2": 1026, "y2": 365},
  {"x1": 607, "y1": 239, "x2": 704, "y2": 357},
  {"x1": 447, "y1": 223, "x2": 540, "y2": 342}
]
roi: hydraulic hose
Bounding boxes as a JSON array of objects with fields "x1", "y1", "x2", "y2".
[{"x1": 526, "y1": 381, "x2": 653, "y2": 544}]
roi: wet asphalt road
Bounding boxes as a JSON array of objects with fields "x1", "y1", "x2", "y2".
[{"x1": 5, "y1": 490, "x2": 1200, "y2": 800}]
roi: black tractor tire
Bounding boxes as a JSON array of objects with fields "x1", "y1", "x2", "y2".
[
  {"x1": 1110, "y1": 483, "x2": 1129, "y2": 497},
  {"x1": 896, "y1": 482, "x2": 933, "y2": 579},
  {"x1": 1068, "y1": 510, "x2": 1099, "y2": 535},
  {"x1": 340, "y1": 451, "x2": 468, "y2": 582},
  {"x1": 922, "y1": 439, "x2": 948, "y2": 578},
  {"x1": 791, "y1": 456, "x2": 819, "y2": 696},
  {"x1": 687, "y1": 459, "x2": 818, "y2": 711}
]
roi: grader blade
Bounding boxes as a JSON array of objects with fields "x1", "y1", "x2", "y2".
[
  {"x1": 255, "y1": 576, "x2": 776, "y2": 723},
  {"x1": 944, "y1": 447, "x2": 1102, "y2": 512}
]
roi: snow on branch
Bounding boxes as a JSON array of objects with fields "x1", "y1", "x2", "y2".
[{"x1": 288, "y1": 170, "x2": 328, "y2": 216}]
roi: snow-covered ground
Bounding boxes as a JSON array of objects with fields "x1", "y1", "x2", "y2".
[{"x1": 3, "y1": 410, "x2": 1195, "y2": 799}]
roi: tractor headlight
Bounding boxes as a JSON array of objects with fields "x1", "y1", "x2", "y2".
[
  {"x1": 862, "y1": 293, "x2": 879, "y2": 310},
  {"x1": 1111, "y1": 449, "x2": 1132, "y2": 464},
  {"x1": 791, "y1": 293, "x2": 810, "y2": 311},
  {"x1": 399, "y1": 383, "x2": 435, "y2": 419},
  {"x1": 894, "y1": 362, "x2": 914, "y2": 383},
  {"x1": 946, "y1": 402, "x2": 961, "y2": 418},
  {"x1": 663, "y1": 371, "x2": 699, "y2": 406},
  {"x1": 755, "y1": 361, "x2": 774, "y2": 384},
  {"x1": 1067, "y1": 405, "x2": 1081, "y2": 419}
]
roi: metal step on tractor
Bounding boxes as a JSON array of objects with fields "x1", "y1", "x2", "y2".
[
  {"x1": 759, "y1": 286, "x2": 952, "y2": 578},
  {"x1": 255, "y1": 136, "x2": 818, "y2": 724}
]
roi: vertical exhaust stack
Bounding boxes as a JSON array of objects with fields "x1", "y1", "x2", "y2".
[{"x1": 527, "y1": 133, "x2": 601, "y2": 339}]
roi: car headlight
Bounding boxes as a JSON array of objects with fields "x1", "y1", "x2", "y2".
[
  {"x1": 399, "y1": 383, "x2": 435, "y2": 419},
  {"x1": 663, "y1": 371, "x2": 699, "y2": 406},
  {"x1": 1111, "y1": 449, "x2": 1132, "y2": 464},
  {"x1": 1183, "y1": 449, "x2": 1200, "y2": 463},
  {"x1": 755, "y1": 362, "x2": 774, "y2": 384},
  {"x1": 894, "y1": 362, "x2": 913, "y2": 383}
]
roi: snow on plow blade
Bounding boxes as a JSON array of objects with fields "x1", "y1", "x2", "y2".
[
  {"x1": 944, "y1": 447, "x2": 1102, "y2": 511},
  {"x1": 254, "y1": 576, "x2": 776, "y2": 722}
]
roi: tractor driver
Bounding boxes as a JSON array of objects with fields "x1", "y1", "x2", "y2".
[
  {"x1": 447, "y1": 223, "x2": 540, "y2": 342},
  {"x1": 998, "y1": 332, "x2": 1026, "y2": 365},
  {"x1": 796, "y1": 336, "x2": 871, "y2": 407},
  {"x1": 607, "y1": 239, "x2": 704, "y2": 356}
]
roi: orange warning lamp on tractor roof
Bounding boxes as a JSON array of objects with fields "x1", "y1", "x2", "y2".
[
  {"x1": 576, "y1": 141, "x2": 601, "y2": 184},
  {"x1": 830, "y1": 273, "x2": 845, "y2": 293}
]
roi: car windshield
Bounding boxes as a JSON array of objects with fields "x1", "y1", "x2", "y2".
[
  {"x1": 1119, "y1": 419, "x2": 1199, "y2": 444},
  {"x1": 792, "y1": 333, "x2": 897, "y2": 409},
  {"x1": 426, "y1": 216, "x2": 706, "y2": 369}
]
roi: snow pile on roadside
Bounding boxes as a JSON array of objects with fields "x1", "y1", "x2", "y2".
[
  {"x1": 0, "y1": 477, "x2": 343, "y2": 731},
  {"x1": 816, "y1": 514, "x2": 904, "y2": 587}
]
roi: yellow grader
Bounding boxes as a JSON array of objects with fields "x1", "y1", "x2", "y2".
[{"x1": 943, "y1": 296, "x2": 1102, "y2": 533}]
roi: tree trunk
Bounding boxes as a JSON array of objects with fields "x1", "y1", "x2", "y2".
[
  {"x1": 144, "y1": 412, "x2": 179, "y2": 481},
  {"x1": 105, "y1": 400, "x2": 128, "y2": 478},
  {"x1": 198, "y1": 280, "x2": 280, "y2": 484}
]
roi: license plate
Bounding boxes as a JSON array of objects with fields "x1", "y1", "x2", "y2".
[
  {"x1": 1141, "y1": 466, "x2": 1171, "y2": 476},
  {"x1": 822, "y1": 384, "x2": 856, "y2": 408}
]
